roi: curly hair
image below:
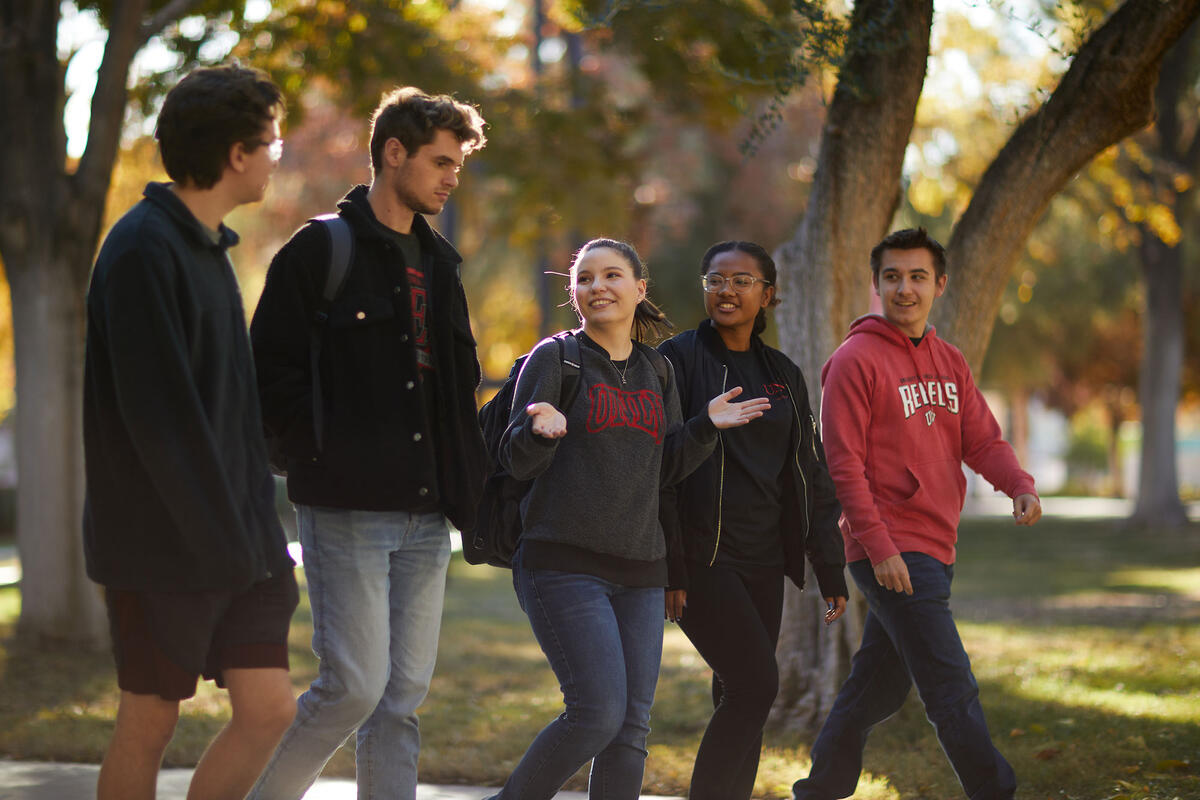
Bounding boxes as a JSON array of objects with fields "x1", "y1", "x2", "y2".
[{"x1": 369, "y1": 87, "x2": 487, "y2": 174}]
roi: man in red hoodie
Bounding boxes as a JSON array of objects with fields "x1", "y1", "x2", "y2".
[{"x1": 792, "y1": 228, "x2": 1041, "y2": 800}]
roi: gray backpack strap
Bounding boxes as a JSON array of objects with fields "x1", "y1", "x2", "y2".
[{"x1": 309, "y1": 214, "x2": 355, "y2": 451}]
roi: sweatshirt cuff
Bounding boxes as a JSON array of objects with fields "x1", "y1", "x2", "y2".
[
  {"x1": 860, "y1": 531, "x2": 900, "y2": 566},
  {"x1": 813, "y1": 563, "x2": 849, "y2": 601},
  {"x1": 684, "y1": 411, "x2": 718, "y2": 443}
]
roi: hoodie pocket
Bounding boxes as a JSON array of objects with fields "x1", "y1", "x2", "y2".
[{"x1": 894, "y1": 459, "x2": 966, "y2": 533}]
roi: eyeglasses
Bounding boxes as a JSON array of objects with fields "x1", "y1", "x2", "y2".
[
  {"x1": 701, "y1": 273, "x2": 772, "y2": 293},
  {"x1": 250, "y1": 138, "x2": 284, "y2": 162}
]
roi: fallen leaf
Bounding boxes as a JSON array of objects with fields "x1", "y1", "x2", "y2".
[
  {"x1": 1010, "y1": 728, "x2": 1026, "y2": 738},
  {"x1": 1154, "y1": 759, "x2": 1190, "y2": 771},
  {"x1": 1033, "y1": 747, "x2": 1060, "y2": 760},
  {"x1": 1029, "y1": 723, "x2": 1048, "y2": 735}
]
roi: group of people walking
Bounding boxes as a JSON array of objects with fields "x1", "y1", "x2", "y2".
[{"x1": 82, "y1": 63, "x2": 1042, "y2": 800}]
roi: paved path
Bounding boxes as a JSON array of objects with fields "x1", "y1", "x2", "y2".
[{"x1": 0, "y1": 759, "x2": 682, "y2": 800}]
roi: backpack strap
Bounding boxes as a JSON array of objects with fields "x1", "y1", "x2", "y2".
[
  {"x1": 309, "y1": 214, "x2": 356, "y2": 452},
  {"x1": 634, "y1": 340, "x2": 671, "y2": 394},
  {"x1": 554, "y1": 330, "x2": 583, "y2": 413}
]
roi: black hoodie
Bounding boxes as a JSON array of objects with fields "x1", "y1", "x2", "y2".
[
  {"x1": 250, "y1": 185, "x2": 487, "y2": 528},
  {"x1": 658, "y1": 320, "x2": 847, "y2": 599}
]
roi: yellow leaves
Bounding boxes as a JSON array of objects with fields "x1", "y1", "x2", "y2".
[
  {"x1": 909, "y1": 175, "x2": 946, "y2": 217},
  {"x1": 1144, "y1": 203, "x2": 1181, "y2": 246},
  {"x1": 347, "y1": 13, "x2": 367, "y2": 33}
]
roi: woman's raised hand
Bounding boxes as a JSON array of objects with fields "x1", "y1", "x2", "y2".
[
  {"x1": 706, "y1": 386, "x2": 771, "y2": 430},
  {"x1": 526, "y1": 402, "x2": 568, "y2": 439}
]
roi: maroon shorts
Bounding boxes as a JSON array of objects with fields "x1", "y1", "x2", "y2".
[{"x1": 106, "y1": 569, "x2": 299, "y2": 701}]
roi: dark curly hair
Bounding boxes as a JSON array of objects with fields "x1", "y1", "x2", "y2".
[{"x1": 155, "y1": 64, "x2": 283, "y2": 190}]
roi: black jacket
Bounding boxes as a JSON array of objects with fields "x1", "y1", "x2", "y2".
[
  {"x1": 83, "y1": 182, "x2": 291, "y2": 593},
  {"x1": 658, "y1": 321, "x2": 847, "y2": 598},
  {"x1": 250, "y1": 186, "x2": 487, "y2": 528}
]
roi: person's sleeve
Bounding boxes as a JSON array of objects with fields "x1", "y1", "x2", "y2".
[
  {"x1": 499, "y1": 340, "x2": 565, "y2": 481},
  {"x1": 249, "y1": 224, "x2": 325, "y2": 459},
  {"x1": 101, "y1": 240, "x2": 253, "y2": 564},
  {"x1": 820, "y1": 350, "x2": 899, "y2": 566},
  {"x1": 657, "y1": 340, "x2": 689, "y2": 591},
  {"x1": 958, "y1": 366, "x2": 1038, "y2": 499},
  {"x1": 658, "y1": 355, "x2": 718, "y2": 488},
  {"x1": 793, "y1": 366, "x2": 848, "y2": 599}
]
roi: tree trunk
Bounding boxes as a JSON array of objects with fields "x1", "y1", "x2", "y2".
[
  {"x1": 1128, "y1": 23, "x2": 1197, "y2": 529},
  {"x1": 0, "y1": 0, "x2": 155, "y2": 647},
  {"x1": 771, "y1": 0, "x2": 934, "y2": 734},
  {"x1": 8, "y1": 251, "x2": 105, "y2": 646},
  {"x1": 1131, "y1": 234, "x2": 1188, "y2": 526},
  {"x1": 936, "y1": 0, "x2": 1200, "y2": 372}
]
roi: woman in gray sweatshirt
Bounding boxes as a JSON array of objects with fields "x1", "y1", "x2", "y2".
[{"x1": 485, "y1": 238, "x2": 770, "y2": 800}]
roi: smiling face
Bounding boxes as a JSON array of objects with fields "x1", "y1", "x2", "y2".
[
  {"x1": 873, "y1": 247, "x2": 948, "y2": 337},
  {"x1": 703, "y1": 249, "x2": 774, "y2": 341},
  {"x1": 388, "y1": 127, "x2": 466, "y2": 216},
  {"x1": 572, "y1": 246, "x2": 646, "y2": 333}
]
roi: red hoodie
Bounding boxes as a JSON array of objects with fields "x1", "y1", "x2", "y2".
[{"x1": 820, "y1": 315, "x2": 1037, "y2": 566}]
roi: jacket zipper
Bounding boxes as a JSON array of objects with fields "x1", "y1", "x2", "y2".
[
  {"x1": 783, "y1": 382, "x2": 810, "y2": 540},
  {"x1": 709, "y1": 364, "x2": 728, "y2": 566}
]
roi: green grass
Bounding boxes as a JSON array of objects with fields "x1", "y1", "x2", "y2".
[{"x1": 1, "y1": 517, "x2": 1198, "y2": 799}]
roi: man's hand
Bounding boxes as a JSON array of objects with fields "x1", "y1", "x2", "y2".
[
  {"x1": 1012, "y1": 493, "x2": 1042, "y2": 526},
  {"x1": 873, "y1": 554, "x2": 912, "y2": 595},
  {"x1": 665, "y1": 590, "x2": 686, "y2": 623},
  {"x1": 526, "y1": 402, "x2": 567, "y2": 439},
  {"x1": 824, "y1": 596, "x2": 847, "y2": 625}
]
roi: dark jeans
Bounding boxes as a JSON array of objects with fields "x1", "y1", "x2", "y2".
[
  {"x1": 678, "y1": 562, "x2": 784, "y2": 800},
  {"x1": 793, "y1": 552, "x2": 1016, "y2": 800},
  {"x1": 487, "y1": 550, "x2": 664, "y2": 800}
]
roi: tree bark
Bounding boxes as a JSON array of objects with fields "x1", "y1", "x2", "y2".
[
  {"x1": 1129, "y1": 23, "x2": 1197, "y2": 529},
  {"x1": 0, "y1": 0, "x2": 183, "y2": 647},
  {"x1": 936, "y1": 0, "x2": 1200, "y2": 372},
  {"x1": 771, "y1": 0, "x2": 934, "y2": 735}
]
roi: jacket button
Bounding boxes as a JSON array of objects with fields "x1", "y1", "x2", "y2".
[
  {"x1": 418, "y1": 487, "x2": 429, "y2": 497},
  {"x1": 356, "y1": 310, "x2": 366, "y2": 320},
  {"x1": 394, "y1": 286, "x2": 403, "y2": 295},
  {"x1": 412, "y1": 432, "x2": 422, "y2": 442},
  {"x1": 400, "y1": 334, "x2": 409, "y2": 342},
  {"x1": 406, "y1": 380, "x2": 415, "y2": 390}
]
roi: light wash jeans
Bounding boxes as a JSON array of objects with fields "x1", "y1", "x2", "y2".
[
  {"x1": 486, "y1": 547, "x2": 665, "y2": 800},
  {"x1": 248, "y1": 506, "x2": 451, "y2": 800}
]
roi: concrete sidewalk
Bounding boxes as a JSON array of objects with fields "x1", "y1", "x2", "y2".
[{"x1": 0, "y1": 759, "x2": 683, "y2": 800}]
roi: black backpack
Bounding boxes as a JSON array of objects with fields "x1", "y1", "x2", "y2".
[
  {"x1": 462, "y1": 332, "x2": 670, "y2": 568},
  {"x1": 463, "y1": 331, "x2": 583, "y2": 567},
  {"x1": 266, "y1": 214, "x2": 355, "y2": 476}
]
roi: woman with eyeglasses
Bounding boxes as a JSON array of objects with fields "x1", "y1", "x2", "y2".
[{"x1": 657, "y1": 240, "x2": 850, "y2": 800}]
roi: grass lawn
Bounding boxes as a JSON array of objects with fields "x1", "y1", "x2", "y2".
[{"x1": 1, "y1": 516, "x2": 1197, "y2": 799}]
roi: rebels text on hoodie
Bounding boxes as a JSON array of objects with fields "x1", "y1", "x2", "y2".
[{"x1": 820, "y1": 315, "x2": 1036, "y2": 566}]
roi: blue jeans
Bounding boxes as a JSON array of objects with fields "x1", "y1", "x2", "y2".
[
  {"x1": 794, "y1": 552, "x2": 1016, "y2": 800},
  {"x1": 487, "y1": 553, "x2": 664, "y2": 800},
  {"x1": 248, "y1": 507, "x2": 451, "y2": 800}
]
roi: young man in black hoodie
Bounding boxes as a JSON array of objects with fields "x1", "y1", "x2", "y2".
[
  {"x1": 247, "y1": 88, "x2": 489, "y2": 800},
  {"x1": 83, "y1": 64, "x2": 298, "y2": 800}
]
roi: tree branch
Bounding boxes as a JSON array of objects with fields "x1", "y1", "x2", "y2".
[
  {"x1": 138, "y1": 0, "x2": 207, "y2": 48},
  {"x1": 937, "y1": 0, "x2": 1200, "y2": 370}
]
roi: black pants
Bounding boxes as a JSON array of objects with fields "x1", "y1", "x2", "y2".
[{"x1": 678, "y1": 560, "x2": 785, "y2": 800}]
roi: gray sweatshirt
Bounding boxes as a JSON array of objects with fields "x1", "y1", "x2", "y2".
[{"x1": 500, "y1": 333, "x2": 718, "y2": 585}]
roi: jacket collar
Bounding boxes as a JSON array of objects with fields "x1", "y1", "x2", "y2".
[
  {"x1": 143, "y1": 182, "x2": 239, "y2": 250},
  {"x1": 696, "y1": 318, "x2": 764, "y2": 359},
  {"x1": 338, "y1": 184, "x2": 463, "y2": 266}
]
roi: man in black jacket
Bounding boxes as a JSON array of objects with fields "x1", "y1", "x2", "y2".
[
  {"x1": 83, "y1": 65, "x2": 298, "y2": 800},
  {"x1": 247, "y1": 87, "x2": 489, "y2": 800}
]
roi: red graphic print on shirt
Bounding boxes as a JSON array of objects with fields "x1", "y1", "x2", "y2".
[
  {"x1": 586, "y1": 385, "x2": 665, "y2": 443},
  {"x1": 763, "y1": 382, "x2": 788, "y2": 399},
  {"x1": 407, "y1": 266, "x2": 432, "y2": 371}
]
